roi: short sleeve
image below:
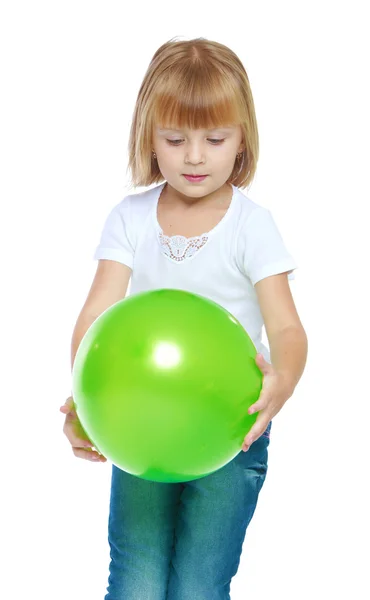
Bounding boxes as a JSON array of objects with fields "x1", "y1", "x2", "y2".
[
  {"x1": 239, "y1": 207, "x2": 298, "y2": 286},
  {"x1": 93, "y1": 197, "x2": 135, "y2": 269}
]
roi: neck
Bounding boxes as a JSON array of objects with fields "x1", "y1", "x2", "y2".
[{"x1": 162, "y1": 182, "x2": 232, "y2": 208}]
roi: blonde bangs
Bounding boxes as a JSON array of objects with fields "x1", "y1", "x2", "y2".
[
  {"x1": 127, "y1": 38, "x2": 259, "y2": 191},
  {"x1": 151, "y1": 69, "x2": 244, "y2": 132}
]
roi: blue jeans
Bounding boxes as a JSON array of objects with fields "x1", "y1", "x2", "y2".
[{"x1": 104, "y1": 420, "x2": 272, "y2": 600}]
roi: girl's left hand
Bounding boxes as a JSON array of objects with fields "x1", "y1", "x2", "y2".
[{"x1": 242, "y1": 353, "x2": 292, "y2": 452}]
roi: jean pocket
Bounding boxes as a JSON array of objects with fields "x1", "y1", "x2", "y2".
[{"x1": 262, "y1": 420, "x2": 272, "y2": 439}]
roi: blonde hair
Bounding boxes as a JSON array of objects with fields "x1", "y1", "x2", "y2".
[{"x1": 126, "y1": 37, "x2": 259, "y2": 191}]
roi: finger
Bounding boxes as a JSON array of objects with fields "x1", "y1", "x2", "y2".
[
  {"x1": 64, "y1": 409, "x2": 78, "y2": 421},
  {"x1": 243, "y1": 430, "x2": 256, "y2": 449},
  {"x1": 248, "y1": 400, "x2": 265, "y2": 415},
  {"x1": 72, "y1": 447, "x2": 107, "y2": 462},
  {"x1": 61, "y1": 406, "x2": 78, "y2": 421},
  {"x1": 75, "y1": 438, "x2": 94, "y2": 448},
  {"x1": 244, "y1": 423, "x2": 267, "y2": 447},
  {"x1": 248, "y1": 390, "x2": 271, "y2": 414},
  {"x1": 62, "y1": 420, "x2": 93, "y2": 446},
  {"x1": 60, "y1": 406, "x2": 77, "y2": 417},
  {"x1": 256, "y1": 353, "x2": 271, "y2": 374},
  {"x1": 242, "y1": 421, "x2": 266, "y2": 449},
  {"x1": 64, "y1": 428, "x2": 94, "y2": 448},
  {"x1": 60, "y1": 396, "x2": 75, "y2": 413}
]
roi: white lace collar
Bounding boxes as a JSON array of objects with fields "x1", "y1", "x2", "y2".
[{"x1": 153, "y1": 183, "x2": 236, "y2": 263}]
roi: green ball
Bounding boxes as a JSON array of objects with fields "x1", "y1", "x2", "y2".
[{"x1": 72, "y1": 289, "x2": 262, "y2": 482}]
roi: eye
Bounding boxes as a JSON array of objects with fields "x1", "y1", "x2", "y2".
[{"x1": 166, "y1": 139, "x2": 225, "y2": 146}]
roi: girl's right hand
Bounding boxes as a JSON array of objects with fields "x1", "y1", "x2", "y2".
[{"x1": 60, "y1": 396, "x2": 107, "y2": 462}]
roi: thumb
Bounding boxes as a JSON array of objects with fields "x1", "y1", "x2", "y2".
[
  {"x1": 60, "y1": 395, "x2": 75, "y2": 414},
  {"x1": 256, "y1": 353, "x2": 270, "y2": 373}
]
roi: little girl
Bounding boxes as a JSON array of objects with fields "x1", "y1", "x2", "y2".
[{"x1": 61, "y1": 37, "x2": 308, "y2": 600}]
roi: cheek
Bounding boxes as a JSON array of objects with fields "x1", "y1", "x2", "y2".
[
  {"x1": 156, "y1": 153, "x2": 170, "y2": 169},
  {"x1": 215, "y1": 154, "x2": 236, "y2": 169},
  {"x1": 157, "y1": 150, "x2": 181, "y2": 169},
  {"x1": 162, "y1": 148, "x2": 176, "y2": 161}
]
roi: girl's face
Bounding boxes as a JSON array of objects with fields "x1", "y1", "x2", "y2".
[{"x1": 152, "y1": 124, "x2": 245, "y2": 200}]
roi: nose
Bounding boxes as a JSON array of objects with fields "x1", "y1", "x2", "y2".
[{"x1": 184, "y1": 143, "x2": 206, "y2": 165}]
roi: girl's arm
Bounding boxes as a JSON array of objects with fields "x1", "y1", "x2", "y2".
[
  {"x1": 267, "y1": 326, "x2": 308, "y2": 397},
  {"x1": 71, "y1": 259, "x2": 132, "y2": 369},
  {"x1": 255, "y1": 272, "x2": 308, "y2": 394},
  {"x1": 241, "y1": 272, "x2": 307, "y2": 451}
]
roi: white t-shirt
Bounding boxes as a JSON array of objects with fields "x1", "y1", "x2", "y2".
[{"x1": 93, "y1": 182, "x2": 298, "y2": 363}]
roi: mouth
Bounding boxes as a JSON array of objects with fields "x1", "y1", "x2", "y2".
[{"x1": 183, "y1": 174, "x2": 208, "y2": 181}]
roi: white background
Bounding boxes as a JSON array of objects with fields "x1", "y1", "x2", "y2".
[{"x1": 1, "y1": 1, "x2": 369, "y2": 598}]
